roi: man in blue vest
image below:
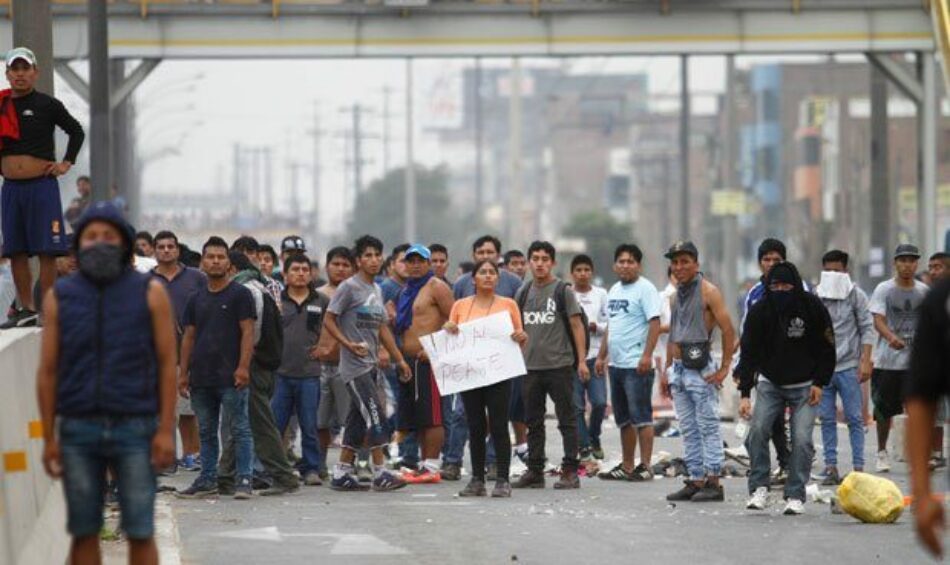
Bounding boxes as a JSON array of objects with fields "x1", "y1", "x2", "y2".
[{"x1": 36, "y1": 201, "x2": 177, "y2": 565}]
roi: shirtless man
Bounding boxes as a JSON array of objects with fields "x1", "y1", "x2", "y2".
[
  {"x1": 313, "y1": 246, "x2": 355, "y2": 478},
  {"x1": 659, "y1": 241, "x2": 736, "y2": 503},
  {"x1": 394, "y1": 244, "x2": 454, "y2": 483},
  {"x1": 1, "y1": 47, "x2": 85, "y2": 328}
]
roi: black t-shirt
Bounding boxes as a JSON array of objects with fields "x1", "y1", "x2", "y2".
[
  {"x1": 183, "y1": 281, "x2": 256, "y2": 388},
  {"x1": 907, "y1": 279, "x2": 950, "y2": 402},
  {"x1": 0, "y1": 90, "x2": 84, "y2": 163}
]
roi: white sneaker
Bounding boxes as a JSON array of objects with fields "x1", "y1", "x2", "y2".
[
  {"x1": 876, "y1": 450, "x2": 891, "y2": 473},
  {"x1": 783, "y1": 499, "x2": 805, "y2": 515},
  {"x1": 746, "y1": 487, "x2": 769, "y2": 510}
]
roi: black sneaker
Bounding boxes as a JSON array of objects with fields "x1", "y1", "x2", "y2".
[
  {"x1": 820, "y1": 466, "x2": 841, "y2": 487},
  {"x1": 372, "y1": 470, "x2": 408, "y2": 492},
  {"x1": 459, "y1": 479, "x2": 487, "y2": 497},
  {"x1": 176, "y1": 481, "x2": 218, "y2": 499},
  {"x1": 591, "y1": 445, "x2": 605, "y2": 461},
  {"x1": 330, "y1": 473, "x2": 370, "y2": 492},
  {"x1": 691, "y1": 480, "x2": 724, "y2": 502},
  {"x1": 0, "y1": 307, "x2": 38, "y2": 329},
  {"x1": 666, "y1": 480, "x2": 702, "y2": 502},
  {"x1": 260, "y1": 482, "x2": 300, "y2": 496},
  {"x1": 629, "y1": 463, "x2": 654, "y2": 482},
  {"x1": 512, "y1": 469, "x2": 545, "y2": 489},
  {"x1": 491, "y1": 479, "x2": 512, "y2": 498},
  {"x1": 441, "y1": 463, "x2": 462, "y2": 481},
  {"x1": 597, "y1": 464, "x2": 633, "y2": 481},
  {"x1": 234, "y1": 477, "x2": 254, "y2": 500}
]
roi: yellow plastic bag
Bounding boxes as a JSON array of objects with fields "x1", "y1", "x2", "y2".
[{"x1": 837, "y1": 471, "x2": 904, "y2": 524}]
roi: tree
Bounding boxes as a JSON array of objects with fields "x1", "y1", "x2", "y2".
[
  {"x1": 562, "y1": 210, "x2": 633, "y2": 284},
  {"x1": 346, "y1": 165, "x2": 483, "y2": 261}
]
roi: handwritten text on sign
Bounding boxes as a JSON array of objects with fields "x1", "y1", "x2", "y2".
[{"x1": 421, "y1": 312, "x2": 526, "y2": 396}]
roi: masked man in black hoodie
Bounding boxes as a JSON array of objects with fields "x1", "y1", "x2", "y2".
[{"x1": 736, "y1": 262, "x2": 835, "y2": 516}]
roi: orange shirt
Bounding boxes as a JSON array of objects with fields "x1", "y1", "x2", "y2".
[{"x1": 449, "y1": 295, "x2": 523, "y2": 331}]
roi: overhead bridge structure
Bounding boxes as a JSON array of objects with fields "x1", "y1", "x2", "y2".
[{"x1": 0, "y1": 0, "x2": 940, "y2": 58}]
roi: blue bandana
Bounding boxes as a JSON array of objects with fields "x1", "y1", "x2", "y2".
[{"x1": 394, "y1": 271, "x2": 434, "y2": 335}]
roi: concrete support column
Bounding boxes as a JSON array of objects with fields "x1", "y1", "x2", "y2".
[
  {"x1": 11, "y1": 0, "x2": 53, "y2": 94},
  {"x1": 88, "y1": 0, "x2": 112, "y2": 203}
]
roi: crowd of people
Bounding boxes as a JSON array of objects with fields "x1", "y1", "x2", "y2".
[{"x1": 3, "y1": 45, "x2": 950, "y2": 564}]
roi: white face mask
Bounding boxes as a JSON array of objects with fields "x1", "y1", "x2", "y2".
[{"x1": 818, "y1": 271, "x2": 853, "y2": 300}]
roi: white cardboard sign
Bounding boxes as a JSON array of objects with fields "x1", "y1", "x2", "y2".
[{"x1": 421, "y1": 312, "x2": 526, "y2": 396}]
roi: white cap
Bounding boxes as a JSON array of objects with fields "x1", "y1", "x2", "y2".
[{"x1": 5, "y1": 47, "x2": 37, "y2": 68}]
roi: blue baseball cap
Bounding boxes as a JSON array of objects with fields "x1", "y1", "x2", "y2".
[{"x1": 404, "y1": 244, "x2": 431, "y2": 261}]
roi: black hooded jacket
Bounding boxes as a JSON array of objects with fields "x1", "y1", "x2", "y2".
[{"x1": 735, "y1": 262, "x2": 836, "y2": 398}]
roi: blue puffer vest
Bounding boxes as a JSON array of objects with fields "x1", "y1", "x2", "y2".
[{"x1": 55, "y1": 268, "x2": 158, "y2": 416}]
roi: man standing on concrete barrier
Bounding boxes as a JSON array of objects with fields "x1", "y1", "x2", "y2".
[
  {"x1": 37, "y1": 201, "x2": 176, "y2": 564},
  {"x1": 869, "y1": 244, "x2": 929, "y2": 472},
  {"x1": 736, "y1": 261, "x2": 835, "y2": 516},
  {"x1": 1, "y1": 47, "x2": 85, "y2": 329},
  {"x1": 660, "y1": 241, "x2": 735, "y2": 503},
  {"x1": 815, "y1": 250, "x2": 874, "y2": 485}
]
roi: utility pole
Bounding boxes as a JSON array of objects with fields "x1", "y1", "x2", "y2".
[
  {"x1": 310, "y1": 102, "x2": 323, "y2": 235},
  {"x1": 679, "y1": 54, "x2": 690, "y2": 241},
  {"x1": 381, "y1": 86, "x2": 394, "y2": 175},
  {"x1": 89, "y1": 0, "x2": 112, "y2": 203},
  {"x1": 474, "y1": 57, "x2": 484, "y2": 209},
  {"x1": 405, "y1": 59, "x2": 417, "y2": 243},
  {"x1": 721, "y1": 55, "x2": 739, "y2": 320},
  {"x1": 869, "y1": 64, "x2": 890, "y2": 288},
  {"x1": 508, "y1": 57, "x2": 524, "y2": 248},
  {"x1": 11, "y1": 0, "x2": 53, "y2": 94}
]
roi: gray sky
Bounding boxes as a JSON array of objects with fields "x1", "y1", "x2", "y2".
[{"x1": 52, "y1": 54, "x2": 835, "y2": 234}]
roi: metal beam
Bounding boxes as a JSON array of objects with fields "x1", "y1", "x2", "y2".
[
  {"x1": 869, "y1": 64, "x2": 891, "y2": 287},
  {"x1": 866, "y1": 53, "x2": 924, "y2": 104},
  {"x1": 53, "y1": 60, "x2": 89, "y2": 102},
  {"x1": 111, "y1": 58, "x2": 160, "y2": 110},
  {"x1": 0, "y1": 7, "x2": 933, "y2": 59},
  {"x1": 679, "y1": 54, "x2": 690, "y2": 240}
]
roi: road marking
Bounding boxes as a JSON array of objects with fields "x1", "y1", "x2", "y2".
[{"x1": 215, "y1": 528, "x2": 409, "y2": 555}]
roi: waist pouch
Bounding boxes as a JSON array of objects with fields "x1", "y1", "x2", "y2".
[{"x1": 680, "y1": 341, "x2": 711, "y2": 370}]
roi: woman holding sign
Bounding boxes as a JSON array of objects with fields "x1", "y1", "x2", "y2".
[{"x1": 444, "y1": 259, "x2": 528, "y2": 498}]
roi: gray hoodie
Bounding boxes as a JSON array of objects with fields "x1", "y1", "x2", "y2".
[{"x1": 819, "y1": 286, "x2": 874, "y2": 372}]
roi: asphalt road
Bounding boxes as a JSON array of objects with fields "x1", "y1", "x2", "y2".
[{"x1": 158, "y1": 420, "x2": 935, "y2": 565}]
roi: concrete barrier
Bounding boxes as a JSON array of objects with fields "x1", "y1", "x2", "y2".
[{"x1": 0, "y1": 329, "x2": 69, "y2": 565}]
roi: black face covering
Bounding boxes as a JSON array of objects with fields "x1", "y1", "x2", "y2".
[
  {"x1": 771, "y1": 289, "x2": 793, "y2": 311},
  {"x1": 78, "y1": 243, "x2": 126, "y2": 285}
]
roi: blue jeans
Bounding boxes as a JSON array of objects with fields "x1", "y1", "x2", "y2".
[
  {"x1": 441, "y1": 393, "x2": 468, "y2": 465},
  {"x1": 748, "y1": 379, "x2": 816, "y2": 501},
  {"x1": 669, "y1": 362, "x2": 723, "y2": 480},
  {"x1": 819, "y1": 368, "x2": 865, "y2": 469},
  {"x1": 59, "y1": 416, "x2": 157, "y2": 540},
  {"x1": 575, "y1": 359, "x2": 608, "y2": 448},
  {"x1": 271, "y1": 375, "x2": 322, "y2": 474},
  {"x1": 191, "y1": 386, "x2": 253, "y2": 484}
]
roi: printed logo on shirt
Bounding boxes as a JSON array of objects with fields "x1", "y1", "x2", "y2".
[
  {"x1": 306, "y1": 305, "x2": 323, "y2": 314},
  {"x1": 787, "y1": 317, "x2": 805, "y2": 339},
  {"x1": 608, "y1": 299, "x2": 630, "y2": 315},
  {"x1": 22, "y1": 109, "x2": 33, "y2": 117},
  {"x1": 51, "y1": 220, "x2": 60, "y2": 234},
  {"x1": 524, "y1": 297, "x2": 557, "y2": 325}
]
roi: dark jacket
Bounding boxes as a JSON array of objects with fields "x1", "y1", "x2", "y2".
[
  {"x1": 278, "y1": 287, "x2": 328, "y2": 377},
  {"x1": 735, "y1": 262, "x2": 836, "y2": 398}
]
